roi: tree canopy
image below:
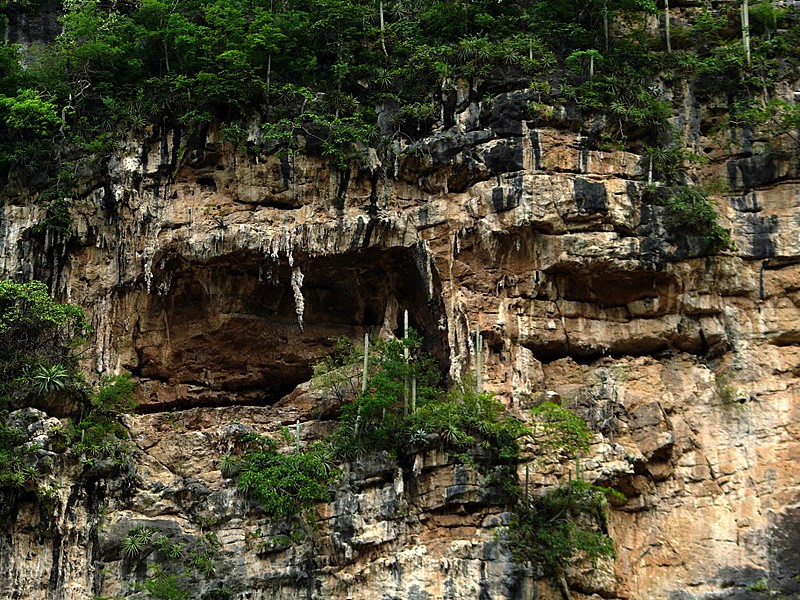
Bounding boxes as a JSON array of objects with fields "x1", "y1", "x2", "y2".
[{"x1": 0, "y1": 0, "x2": 797, "y2": 188}]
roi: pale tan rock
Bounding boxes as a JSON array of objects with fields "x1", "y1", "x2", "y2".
[{"x1": 2, "y1": 79, "x2": 800, "y2": 600}]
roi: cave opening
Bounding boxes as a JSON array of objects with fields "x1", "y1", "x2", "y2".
[{"x1": 129, "y1": 246, "x2": 449, "y2": 410}]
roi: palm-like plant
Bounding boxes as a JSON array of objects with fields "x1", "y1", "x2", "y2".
[
  {"x1": 31, "y1": 364, "x2": 70, "y2": 396},
  {"x1": 121, "y1": 528, "x2": 154, "y2": 558},
  {"x1": 154, "y1": 535, "x2": 185, "y2": 559}
]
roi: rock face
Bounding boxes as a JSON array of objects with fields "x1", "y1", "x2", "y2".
[{"x1": 1, "y1": 73, "x2": 800, "y2": 598}]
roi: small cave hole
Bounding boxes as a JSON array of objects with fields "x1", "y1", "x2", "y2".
[{"x1": 197, "y1": 177, "x2": 217, "y2": 192}]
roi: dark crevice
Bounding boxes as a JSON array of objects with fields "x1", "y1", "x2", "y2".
[
  {"x1": 526, "y1": 342, "x2": 686, "y2": 365},
  {"x1": 335, "y1": 168, "x2": 351, "y2": 210},
  {"x1": 256, "y1": 200, "x2": 303, "y2": 210},
  {"x1": 197, "y1": 177, "x2": 217, "y2": 192},
  {"x1": 362, "y1": 170, "x2": 380, "y2": 249},
  {"x1": 768, "y1": 335, "x2": 800, "y2": 347},
  {"x1": 762, "y1": 256, "x2": 800, "y2": 270},
  {"x1": 133, "y1": 388, "x2": 298, "y2": 415}
]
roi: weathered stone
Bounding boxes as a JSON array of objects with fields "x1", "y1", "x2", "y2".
[{"x1": 1, "y1": 42, "x2": 800, "y2": 600}]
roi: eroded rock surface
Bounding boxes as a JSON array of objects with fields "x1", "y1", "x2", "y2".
[{"x1": 1, "y1": 74, "x2": 799, "y2": 600}]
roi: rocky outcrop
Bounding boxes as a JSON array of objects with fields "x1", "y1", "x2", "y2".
[{"x1": 1, "y1": 63, "x2": 800, "y2": 599}]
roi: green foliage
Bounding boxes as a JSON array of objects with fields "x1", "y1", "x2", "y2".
[
  {"x1": 0, "y1": 0, "x2": 796, "y2": 188},
  {"x1": 0, "y1": 282, "x2": 132, "y2": 490},
  {"x1": 529, "y1": 402, "x2": 592, "y2": 460},
  {"x1": 644, "y1": 145, "x2": 707, "y2": 186},
  {"x1": 262, "y1": 102, "x2": 377, "y2": 170},
  {"x1": 732, "y1": 98, "x2": 800, "y2": 139},
  {"x1": 327, "y1": 332, "x2": 528, "y2": 469},
  {"x1": 236, "y1": 435, "x2": 338, "y2": 521},
  {"x1": 70, "y1": 411, "x2": 130, "y2": 463},
  {"x1": 312, "y1": 336, "x2": 362, "y2": 375},
  {"x1": 0, "y1": 422, "x2": 38, "y2": 489},
  {"x1": 0, "y1": 87, "x2": 64, "y2": 178},
  {"x1": 29, "y1": 363, "x2": 70, "y2": 396},
  {"x1": 71, "y1": 372, "x2": 136, "y2": 464},
  {"x1": 408, "y1": 384, "x2": 528, "y2": 462},
  {"x1": 508, "y1": 480, "x2": 617, "y2": 576},
  {"x1": 658, "y1": 185, "x2": 734, "y2": 251},
  {"x1": 32, "y1": 197, "x2": 74, "y2": 235},
  {"x1": 219, "y1": 454, "x2": 242, "y2": 479},
  {"x1": 142, "y1": 566, "x2": 189, "y2": 600},
  {"x1": 0, "y1": 280, "x2": 90, "y2": 405},
  {"x1": 92, "y1": 372, "x2": 137, "y2": 413},
  {"x1": 122, "y1": 527, "x2": 154, "y2": 558},
  {"x1": 154, "y1": 535, "x2": 185, "y2": 560},
  {"x1": 0, "y1": 89, "x2": 63, "y2": 137},
  {"x1": 204, "y1": 588, "x2": 233, "y2": 600},
  {"x1": 0, "y1": 279, "x2": 87, "y2": 336},
  {"x1": 136, "y1": 529, "x2": 219, "y2": 590},
  {"x1": 330, "y1": 331, "x2": 443, "y2": 458},
  {"x1": 748, "y1": 577, "x2": 769, "y2": 593},
  {"x1": 187, "y1": 550, "x2": 216, "y2": 578},
  {"x1": 715, "y1": 374, "x2": 738, "y2": 405}
]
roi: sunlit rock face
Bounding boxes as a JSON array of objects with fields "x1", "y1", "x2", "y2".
[{"x1": 1, "y1": 29, "x2": 799, "y2": 600}]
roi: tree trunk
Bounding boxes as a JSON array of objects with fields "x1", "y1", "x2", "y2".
[
  {"x1": 404, "y1": 310, "x2": 410, "y2": 415},
  {"x1": 379, "y1": 0, "x2": 388, "y2": 57},
  {"x1": 741, "y1": 0, "x2": 751, "y2": 66},
  {"x1": 475, "y1": 329, "x2": 483, "y2": 393}
]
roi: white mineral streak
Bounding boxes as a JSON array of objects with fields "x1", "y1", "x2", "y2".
[{"x1": 291, "y1": 266, "x2": 305, "y2": 331}]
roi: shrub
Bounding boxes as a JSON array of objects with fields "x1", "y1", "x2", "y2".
[
  {"x1": 0, "y1": 422, "x2": 38, "y2": 489},
  {"x1": 142, "y1": 566, "x2": 189, "y2": 600},
  {"x1": 154, "y1": 535, "x2": 185, "y2": 560},
  {"x1": 529, "y1": 401, "x2": 592, "y2": 460},
  {"x1": 407, "y1": 383, "x2": 529, "y2": 462},
  {"x1": 70, "y1": 371, "x2": 136, "y2": 464},
  {"x1": 187, "y1": 550, "x2": 215, "y2": 578},
  {"x1": 71, "y1": 411, "x2": 130, "y2": 464},
  {"x1": 321, "y1": 331, "x2": 529, "y2": 468},
  {"x1": 236, "y1": 435, "x2": 338, "y2": 521},
  {"x1": 0, "y1": 280, "x2": 90, "y2": 392},
  {"x1": 92, "y1": 372, "x2": 137, "y2": 413},
  {"x1": 732, "y1": 98, "x2": 800, "y2": 138},
  {"x1": 311, "y1": 336, "x2": 363, "y2": 403},
  {"x1": 660, "y1": 186, "x2": 734, "y2": 251},
  {"x1": 508, "y1": 480, "x2": 618, "y2": 576},
  {"x1": 121, "y1": 527, "x2": 154, "y2": 558}
]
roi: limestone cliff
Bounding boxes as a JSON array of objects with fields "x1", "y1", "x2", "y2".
[{"x1": 2, "y1": 8, "x2": 800, "y2": 600}]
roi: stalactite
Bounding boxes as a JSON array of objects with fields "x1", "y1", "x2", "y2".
[{"x1": 291, "y1": 266, "x2": 305, "y2": 332}]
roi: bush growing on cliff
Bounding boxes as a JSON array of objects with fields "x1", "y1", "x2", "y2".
[
  {"x1": 142, "y1": 566, "x2": 190, "y2": 600},
  {"x1": 508, "y1": 480, "x2": 618, "y2": 577},
  {"x1": 0, "y1": 280, "x2": 90, "y2": 402},
  {"x1": 71, "y1": 373, "x2": 137, "y2": 465},
  {"x1": 406, "y1": 382, "x2": 528, "y2": 462},
  {"x1": 652, "y1": 185, "x2": 734, "y2": 252},
  {"x1": 0, "y1": 421, "x2": 39, "y2": 489},
  {"x1": 330, "y1": 331, "x2": 441, "y2": 459},
  {"x1": 235, "y1": 435, "x2": 339, "y2": 522},
  {"x1": 326, "y1": 331, "x2": 528, "y2": 465},
  {"x1": 507, "y1": 395, "x2": 621, "y2": 578},
  {"x1": 0, "y1": 281, "x2": 138, "y2": 493},
  {"x1": 528, "y1": 401, "x2": 592, "y2": 460}
]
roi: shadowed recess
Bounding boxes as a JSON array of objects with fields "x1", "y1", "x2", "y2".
[{"x1": 126, "y1": 247, "x2": 448, "y2": 410}]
